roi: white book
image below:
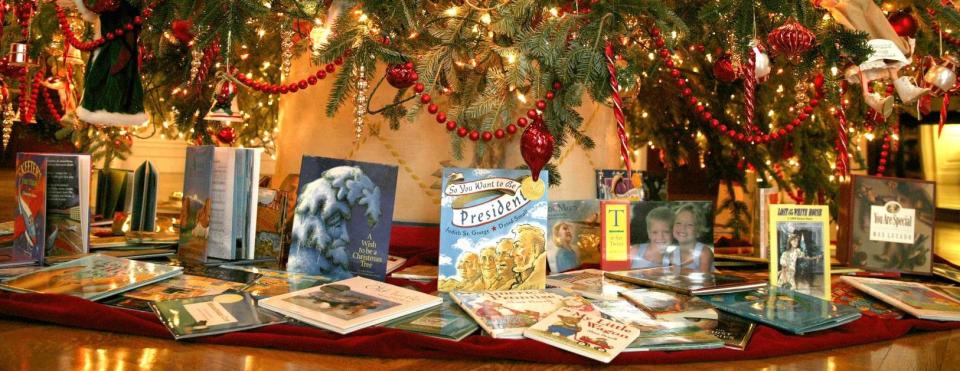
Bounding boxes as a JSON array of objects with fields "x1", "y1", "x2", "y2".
[
  {"x1": 841, "y1": 276, "x2": 960, "y2": 321},
  {"x1": 449, "y1": 290, "x2": 592, "y2": 339},
  {"x1": 524, "y1": 307, "x2": 640, "y2": 363},
  {"x1": 258, "y1": 276, "x2": 442, "y2": 334}
]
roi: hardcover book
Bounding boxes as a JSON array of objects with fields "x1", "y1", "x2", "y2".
[
  {"x1": 449, "y1": 289, "x2": 592, "y2": 339},
  {"x1": 604, "y1": 266, "x2": 766, "y2": 295},
  {"x1": 752, "y1": 187, "x2": 780, "y2": 260},
  {"x1": 619, "y1": 288, "x2": 718, "y2": 322},
  {"x1": 592, "y1": 299, "x2": 724, "y2": 352},
  {"x1": 702, "y1": 285, "x2": 862, "y2": 334},
  {"x1": 546, "y1": 268, "x2": 639, "y2": 300},
  {"x1": 838, "y1": 175, "x2": 935, "y2": 274},
  {"x1": 437, "y1": 168, "x2": 549, "y2": 292},
  {"x1": 179, "y1": 146, "x2": 262, "y2": 262},
  {"x1": 258, "y1": 276, "x2": 442, "y2": 334},
  {"x1": 222, "y1": 265, "x2": 330, "y2": 298},
  {"x1": 286, "y1": 156, "x2": 398, "y2": 281},
  {"x1": 602, "y1": 201, "x2": 716, "y2": 273},
  {"x1": 0, "y1": 254, "x2": 183, "y2": 301},
  {"x1": 595, "y1": 170, "x2": 666, "y2": 201},
  {"x1": 124, "y1": 274, "x2": 245, "y2": 301},
  {"x1": 547, "y1": 200, "x2": 602, "y2": 273},
  {"x1": 387, "y1": 255, "x2": 406, "y2": 274},
  {"x1": 933, "y1": 263, "x2": 960, "y2": 284},
  {"x1": 391, "y1": 265, "x2": 438, "y2": 281},
  {"x1": 840, "y1": 276, "x2": 960, "y2": 321},
  {"x1": 524, "y1": 306, "x2": 640, "y2": 363},
  {"x1": 9, "y1": 154, "x2": 47, "y2": 267},
  {"x1": 43, "y1": 154, "x2": 91, "y2": 256},
  {"x1": 831, "y1": 279, "x2": 904, "y2": 320},
  {"x1": 710, "y1": 311, "x2": 757, "y2": 350},
  {"x1": 130, "y1": 160, "x2": 159, "y2": 232},
  {"x1": 384, "y1": 293, "x2": 478, "y2": 341},
  {"x1": 769, "y1": 205, "x2": 831, "y2": 299},
  {"x1": 151, "y1": 290, "x2": 285, "y2": 339},
  {"x1": 94, "y1": 168, "x2": 133, "y2": 225},
  {"x1": 253, "y1": 187, "x2": 294, "y2": 262}
]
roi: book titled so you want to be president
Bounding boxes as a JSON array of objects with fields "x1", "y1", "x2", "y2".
[{"x1": 285, "y1": 156, "x2": 398, "y2": 281}]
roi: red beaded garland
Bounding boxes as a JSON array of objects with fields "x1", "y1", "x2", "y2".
[{"x1": 55, "y1": 2, "x2": 159, "y2": 52}]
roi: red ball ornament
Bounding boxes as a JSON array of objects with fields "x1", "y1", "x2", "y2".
[
  {"x1": 436, "y1": 112, "x2": 447, "y2": 123},
  {"x1": 414, "y1": 83, "x2": 425, "y2": 93},
  {"x1": 482, "y1": 131, "x2": 493, "y2": 141},
  {"x1": 216, "y1": 126, "x2": 237, "y2": 145},
  {"x1": 520, "y1": 117, "x2": 555, "y2": 182},
  {"x1": 446, "y1": 121, "x2": 458, "y2": 131},
  {"x1": 767, "y1": 20, "x2": 816, "y2": 58},
  {"x1": 386, "y1": 62, "x2": 417, "y2": 89},
  {"x1": 712, "y1": 54, "x2": 739, "y2": 83},
  {"x1": 171, "y1": 19, "x2": 194, "y2": 43},
  {"x1": 506, "y1": 124, "x2": 517, "y2": 134},
  {"x1": 457, "y1": 127, "x2": 468, "y2": 137},
  {"x1": 216, "y1": 80, "x2": 237, "y2": 104},
  {"x1": 536, "y1": 100, "x2": 547, "y2": 110},
  {"x1": 527, "y1": 109, "x2": 538, "y2": 119},
  {"x1": 469, "y1": 130, "x2": 480, "y2": 141},
  {"x1": 888, "y1": 10, "x2": 918, "y2": 38},
  {"x1": 427, "y1": 103, "x2": 439, "y2": 114},
  {"x1": 517, "y1": 117, "x2": 528, "y2": 127},
  {"x1": 494, "y1": 129, "x2": 505, "y2": 138}
]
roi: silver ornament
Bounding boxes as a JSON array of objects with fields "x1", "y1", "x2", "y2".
[
  {"x1": 753, "y1": 47, "x2": 771, "y2": 79},
  {"x1": 354, "y1": 65, "x2": 368, "y2": 142},
  {"x1": 924, "y1": 56, "x2": 958, "y2": 94}
]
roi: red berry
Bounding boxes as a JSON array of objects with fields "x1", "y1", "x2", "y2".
[
  {"x1": 316, "y1": 70, "x2": 327, "y2": 79},
  {"x1": 280, "y1": 86, "x2": 289, "y2": 93},
  {"x1": 785, "y1": 124, "x2": 795, "y2": 132},
  {"x1": 494, "y1": 129, "x2": 505, "y2": 138},
  {"x1": 420, "y1": 94, "x2": 431, "y2": 104},
  {"x1": 727, "y1": 130, "x2": 737, "y2": 137},
  {"x1": 659, "y1": 49, "x2": 670, "y2": 58},
  {"x1": 428, "y1": 103, "x2": 438, "y2": 114},
  {"x1": 457, "y1": 127, "x2": 468, "y2": 137},
  {"x1": 736, "y1": 133, "x2": 745, "y2": 141},
  {"x1": 517, "y1": 117, "x2": 528, "y2": 127},
  {"x1": 134, "y1": 16, "x2": 143, "y2": 24},
  {"x1": 710, "y1": 119, "x2": 719, "y2": 128},
  {"x1": 810, "y1": 98, "x2": 819, "y2": 107},
  {"x1": 803, "y1": 106, "x2": 813, "y2": 114},
  {"x1": 414, "y1": 83, "x2": 425, "y2": 93},
  {"x1": 409, "y1": 72, "x2": 419, "y2": 81},
  {"x1": 289, "y1": 84, "x2": 299, "y2": 93},
  {"x1": 436, "y1": 112, "x2": 447, "y2": 123},
  {"x1": 325, "y1": 64, "x2": 335, "y2": 73},
  {"x1": 527, "y1": 109, "x2": 538, "y2": 119},
  {"x1": 469, "y1": 131, "x2": 480, "y2": 141},
  {"x1": 655, "y1": 39, "x2": 665, "y2": 48},
  {"x1": 670, "y1": 69, "x2": 680, "y2": 78},
  {"x1": 681, "y1": 88, "x2": 692, "y2": 97},
  {"x1": 506, "y1": 124, "x2": 517, "y2": 134},
  {"x1": 106, "y1": 32, "x2": 115, "y2": 40},
  {"x1": 405, "y1": 62, "x2": 414, "y2": 69},
  {"x1": 689, "y1": 97, "x2": 698, "y2": 105},
  {"x1": 665, "y1": 60, "x2": 674, "y2": 68},
  {"x1": 650, "y1": 28, "x2": 661, "y2": 37},
  {"x1": 553, "y1": 81, "x2": 562, "y2": 91},
  {"x1": 703, "y1": 112, "x2": 713, "y2": 120},
  {"x1": 298, "y1": 80, "x2": 308, "y2": 89},
  {"x1": 446, "y1": 121, "x2": 458, "y2": 131},
  {"x1": 695, "y1": 104, "x2": 705, "y2": 113},
  {"x1": 676, "y1": 79, "x2": 686, "y2": 87},
  {"x1": 546, "y1": 91, "x2": 555, "y2": 100},
  {"x1": 334, "y1": 57, "x2": 343, "y2": 65},
  {"x1": 719, "y1": 125, "x2": 727, "y2": 132},
  {"x1": 881, "y1": 151, "x2": 889, "y2": 157},
  {"x1": 536, "y1": 100, "x2": 547, "y2": 110},
  {"x1": 308, "y1": 76, "x2": 318, "y2": 85},
  {"x1": 482, "y1": 131, "x2": 493, "y2": 141}
]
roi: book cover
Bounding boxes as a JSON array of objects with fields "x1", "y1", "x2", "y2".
[
  {"x1": 546, "y1": 268, "x2": 639, "y2": 300},
  {"x1": 94, "y1": 168, "x2": 132, "y2": 224},
  {"x1": 547, "y1": 200, "x2": 601, "y2": 273},
  {"x1": 840, "y1": 175, "x2": 935, "y2": 274},
  {"x1": 604, "y1": 266, "x2": 766, "y2": 295},
  {"x1": 595, "y1": 170, "x2": 666, "y2": 201},
  {"x1": 627, "y1": 201, "x2": 716, "y2": 273},
  {"x1": 752, "y1": 187, "x2": 780, "y2": 259},
  {"x1": 385, "y1": 293, "x2": 478, "y2": 341},
  {"x1": 840, "y1": 276, "x2": 960, "y2": 321},
  {"x1": 222, "y1": 265, "x2": 330, "y2": 298},
  {"x1": 769, "y1": 205, "x2": 830, "y2": 299},
  {"x1": 0, "y1": 254, "x2": 183, "y2": 301},
  {"x1": 391, "y1": 265, "x2": 438, "y2": 281},
  {"x1": 258, "y1": 276, "x2": 442, "y2": 334},
  {"x1": 437, "y1": 168, "x2": 549, "y2": 292},
  {"x1": 600, "y1": 200, "x2": 631, "y2": 271},
  {"x1": 44, "y1": 154, "x2": 91, "y2": 256},
  {"x1": 254, "y1": 187, "x2": 293, "y2": 262},
  {"x1": 619, "y1": 288, "x2": 718, "y2": 322},
  {"x1": 124, "y1": 274, "x2": 245, "y2": 301},
  {"x1": 831, "y1": 279, "x2": 904, "y2": 320},
  {"x1": 591, "y1": 299, "x2": 723, "y2": 352},
  {"x1": 179, "y1": 146, "x2": 215, "y2": 263},
  {"x1": 286, "y1": 156, "x2": 398, "y2": 281},
  {"x1": 703, "y1": 285, "x2": 861, "y2": 334},
  {"x1": 933, "y1": 263, "x2": 960, "y2": 284},
  {"x1": 709, "y1": 311, "x2": 756, "y2": 350},
  {"x1": 151, "y1": 290, "x2": 285, "y2": 339},
  {"x1": 524, "y1": 306, "x2": 640, "y2": 363},
  {"x1": 130, "y1": 160, "x2": 158, "y2": 232},
  {"x1": 9, "y1": 154, "x2": 47, "y2": 267},
  {"x1": 386, "y1": 255, "x2": 406, "y2": 274},
  {"x1": 449, "y1": 289, "x2": 592, "y2": 339}
]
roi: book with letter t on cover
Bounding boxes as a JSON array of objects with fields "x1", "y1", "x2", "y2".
[
  {"x1": 604, "y1": 266, "x2": 765, "y2": 295},
  {"x1": 258, "y1": 276, "x2": 441, "y2": 334},
  {"x1": 524, "y1": 306, "x2": 640, "y2": 363},
  {"x1": 151, "y1": 290, "x2": 284, "y2": 339},
  {"x1": 840, "y1": 276, "x2": 960, "y2": 321}
]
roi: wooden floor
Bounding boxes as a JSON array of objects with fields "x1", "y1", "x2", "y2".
[{"x1": 0, "y1": 318, "x2": 955, "y2": 370}]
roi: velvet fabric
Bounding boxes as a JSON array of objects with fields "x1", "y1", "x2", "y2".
[{"x1": 0, "y1": 224, "x2": 958, "y2": 365}]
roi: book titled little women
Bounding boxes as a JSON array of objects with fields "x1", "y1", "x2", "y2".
[{"x1": 286, "y1": 156, "x2": 398, "y2": 281}]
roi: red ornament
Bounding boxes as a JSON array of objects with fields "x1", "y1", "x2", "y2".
[
  {"x1": 712, "y1": 54, "x2": 739, "y2": 83},
  {"x1": 216, "y1": 126, "x2": 237, "y2": 145},
  {"x1": 520, "y1": 117, "x2": 555, "y2": 182},
  {"x1": 171, "y1": 19, "x2": 194, "y2": 43},
  {"x1": 888, "y1": 10, "x2": 918, "y2": 38},
  {"x1": 216, "y1": 80, "x2": 237, "y2": 104},
  {"x1": 386, "y1": 62, "x2": 417, "y2": 89},
  {"x1": 767, "y1": 20, "x2": 816, "y2": 58}
]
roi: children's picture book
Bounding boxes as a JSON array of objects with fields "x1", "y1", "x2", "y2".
[
  {"x1": 449, "y1": 289, "x2": 591, "y2": 339},
  {"x1": 547, "y1": 200, "x2": 601, "y2": 273},
  {"x1": 629, "y1": 201, "x2": 716, "y2": 273},
  {"x1": 0, "y1": 254, "x2": 183, "y2": 301},
  {"x1": 933, "y1": 263, "x2": 960, "y2": 284},
  {"x1": 130, "y1": 160, "x2": 159, "y2": 232},
  {"x1": 258, "y1": 276, "x2": 441, "y2": 334},
  {"x1": 151, "y1": 290, "x2": 285, "y2": 339},
  {"x1": 9, "y1": 154, "x2": 47, "y2": 267},
  {"x1": 599, "y1": 200, "x2": 631, "y2": 271},
  {"x1": 709, "y1": 311, "x2": 757, "y2": 350},
  {"x1": 437, "y1": 168, "x2": 549, "y2": 292},
  {"x1": 546, "y1": 269, "x2": 639, "y2": 300},
  {"x1": 591, "y1": 299, "x2": 724, "y2": 352},
  {"x1": 384, "y1": 293, "x2": 478, "y2": 341},
  {"x1": 595, "y1": 170, "x2": 666, "y2": 201},
  {"x1": 840, "y1": 276, "x2": 960, "y2": 321},
  {"x1": 618, "y1": 288, "x2": 718, "y2": 322},
  {"x1": 286, "y1": 156, "x2": 398, "y2": 281},
  {"x1": 253, "y1": 187, "x2": 294, "y2": 262},
  {"x1": 752, "y1": 187, "x2": 780, "y2": 260},
  {"x1": 124, "y1": 274, "x2": 245, "y2": 301},
  {"x1": 839, "y1": 175, "x2": 935, "y2": 274},
  {"x1": 386, "y1": 255, "x2": 406, "y2": 274},
  {"x1": 524, "y1": 306, "x2": 640, "y2": 363},
  {"x1": 179, "y1": 146, "x2": 262, "y2": 262},
  {"x1": 94, "y1": 168, "x2": 133, "y2": 225},
  {"x1": 222, "y1": 265, "x2": 330, "y2": 298},
  {"x1": 391, "y1": 265, "x2": 438, "y2": 281},
  {"x1": 604, "y1": 266, "x2": 766, "y2": 295},
  {"x1": 703, "y1": 285, "x2": 861, "y2": 334},
  {"x1": 769, "y1": 204, "x2": 830, "y2": 300},
  {"x1": 831, "y1": 278, "x2": 904, "y2": 320}
]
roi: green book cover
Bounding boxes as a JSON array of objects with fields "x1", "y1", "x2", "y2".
[
  {"x1": 151, "y1": 290, "x2": 284, "y2": 339},
  {"x1": 385, "y1": 293, "x2": 478, "y2": 341}
]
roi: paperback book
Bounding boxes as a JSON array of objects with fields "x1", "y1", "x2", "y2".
[
  {"x1": 258, "y1": 276, "x2": 441, "y2": 334},
  {"x1": 592, "y1": 299, "x2": 724, "y2": 352},
  {"x1": 13, "y1": 153, "x2": 92, "y2": 260},
  {"x1": 391, "y1": 265, "x2": 438, "y2": 281},
  {"x1": 0, "y1": 254, "x2": 182, "y2": 301},
  {"x1": 619, "y1": 288, "x2": 718, "y2": 322},
  {"x1": 438, "y1": 168, "x2": 549, "y2": 292},
  {"x1": 546, "y1": 268, "x2": 639, "y2": 300},
  {"x1": 769, "y1": 204, "x2": 831, "y2": 299},
  {"x1": 151, "y1": 290, "x2": 285, "y2": 339},
  {"x1": 124, "y1": 274, "x2": 245, "y2": 301},
  {"x1": 449, "y1": 289, "x2": 592, "y2": 339},
  {"x1": 604, "y1": 266, "x2": 766, "y2": 295},
  {"x1": 524, "y1": 306, "x2": 640, "y2": 363},
  {"x1": 179, "y1": 146, "x2": 262, "y2": 262},
  {"x1": 547, "y1": 200, "x2": 602, "y2": 273},
  {"x1": 9, "y1": 154, "x2": 47, "y2": 267},
  {"x1": 286, "y1": 156, "x2": 398, "y2": 281},
  {"x1": 601, "y1": 201, "x2": 716, "y2": 273},
  {"x1": 840, "y1": 276, "x2": 960, "y2": 321},
  {"x1": 703, "y1": 285, "x2": 861, "y2": 334},
  {"x1": 384, "y1": 293, "x2": 478, "y2": 341}
]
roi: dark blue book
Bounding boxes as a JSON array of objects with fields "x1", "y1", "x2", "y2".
[
  {"x1": 702, "y1": 285, "x2": 861, "y2": 335},
  {"x1": 286, "y1": 156, "x2": 398, "y2": 281}
]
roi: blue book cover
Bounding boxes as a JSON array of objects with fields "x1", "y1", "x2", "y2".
[
  {"x1": 437, "y1": 168, "x2": 549, "y2": 292},
  {"x1": 702, "y1": 285, "x2": 861, "y2": 334},
  {"x1": 286, "y1": 156, "x2": 398, "y2": 281},
  {"x1": 546, "y1": 200, "x2": 601, "y2": 273},
  {"x1": 8, "y1": 154, "x2": 47, "y2": 267},
  {"x1": 179, "y1": 147, "x2": 215, "y2": 263}
]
